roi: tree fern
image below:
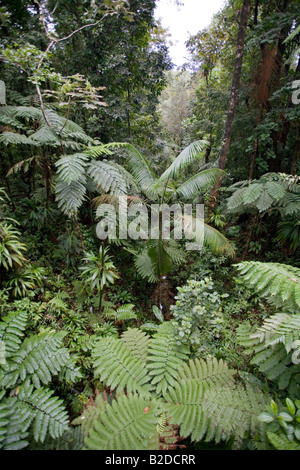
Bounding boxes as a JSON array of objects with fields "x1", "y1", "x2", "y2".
[
  {"x1": 235, "y1": 261, "x2": 300, "y2": 312},
  {"x1": 227, "y1": 173, "x2": 300, "y2": 218}
]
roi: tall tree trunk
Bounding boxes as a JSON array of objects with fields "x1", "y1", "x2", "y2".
[
  {"x1": 208, "y1": 0, "x2": 251, "y2": 211},
  {"x1": 291, "y1": 136, "x2": 300, "y2": 175},
  {"x1": 42, "y1": 150, "x2": 52, "y2": 207}
]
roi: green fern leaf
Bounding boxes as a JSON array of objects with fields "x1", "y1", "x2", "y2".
[
  {"x1": 55, "y1": 153, "x2": 89, "y2": 184},
  {"x1": 84, "y1": 394, "x2": 161, "y2": 450},
  {"x1": 121, "y1": 328, "x2": 151, "y2": 363},
  {"x1": 87, "y1": 160, "x2": 128, "y2": 195},
  {"x1": 16, "y1": 380, "x2": 69, "y2": 443},
  {"x1": 265, "y1": 181, "x2": 286, "y2": 202},
  {"x1": 267, "y1": 430, "x2": 300, "y2": 450},
  {"x1": 92, "y1": 337, "x2": 151, "y2": 396},
  {"x1": 0, "y1": 311, "x2": 28, "y2": 357},
  {"x1": 146, "y1": 322, "x2": 190, "y2": 396},
  {"x1": 235, "y1": 261, "x2": 300, "y2": 311},
  {"x1": 242, "y1": 183, "x2": 263, "y2": 205},
  {"x1": 159, "y1": 140, "x2": 208, "y2": 181},
  {"x1": 55, "y1": 177, "x2": 87, "y2": 215},
  {"x1": 2, "y1": 331, "x2": 81, "y2": 388}
]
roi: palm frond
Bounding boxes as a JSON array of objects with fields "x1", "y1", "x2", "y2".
[
  {"x1": 159, "y1": 140, "x2": 209, "y2": 182},
  {"x1": 203, "y1": 223, "x2": 235, "y2": 257},
  {"x1": 175, "y1": 169, "x2": 224, "y2": 199}
]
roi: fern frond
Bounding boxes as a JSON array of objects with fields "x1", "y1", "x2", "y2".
[
  {"x1": 265, "y1": 181, "x2": 287, "y2": 202},
  {"x1": 72, "y1": 392, "x2": 111, "y2": 436},
  {"x1": 242, "y1": 183, "x2": 263, "y2": 205},
  {"x1": 249, "y1": 313, "x2": 300, "y2": 352},
  {"x1": 178, "y1": 357, "x2": 236, "y2": 388},
  {"x1": 87, "y1": 160, "x2": 128, "y2": 195},
  {"x1": 13, "y1": 106, "x2": 43, "y2": 121},
  {"x1": 0, "y1": 391, "x2": 31, "y2": 450},
  {"x1": 237, "y1": 314, "x2": 300, "y2": 393},
  {"x1": 0, "y1": 381, "x2": 70, "y2": 448},
  {"x1": 92, "y1": 337, "x2": 151, "y2": 396},
  {"x1": 146, "y1": 322, "x2": 190, "y2": 396},
  {"x1": 31, "y1": 426, "x2": 84, "y2": 450},
  {"x1": 0, "y1": 311, "x2": 28, "y2": 357},
  {"x1": 6, "y1": 156, "x2": 38, "y2": 176},
  {"x1": 267, "y1": 430, "x2": 300, "y2": 450},
  {"x1": 165, "y1": 359, "x2": 268, "y2": 445},
  {"x1": 0, "y1": 132, "x2": 32, "y2": 146},
  {"x1": 84, "y1": 394, "x2": 161, "y2": 450},
  {"x1": 2, "y1": 331, "x2": 81, "y2": 388},
  {"x1": 55, "y1": 153, "x2": 89, "y2": 185},
  {"x1": 134, "y1": 249, "x2": 160, "y2": 283},
  {"x1": 203, "y1": 223, "x2": 235, "y2": 257},
  {"x1": 27, "y1": 125, "x2": 61, "y2": 146},
  {"x1": 235, "y1": 261, "x2": 300, "y2": 311},
  {"x1": 121, "y1": 328, "x2": 151, "y2": 363},
  {"x1": 55, "y1": 176, "x2": 87, "y2": 215},
  {"x1": 103, "y1": 304, "x2": 137, "y2": 321},
  {"x1": 134, "y1": 240, "x2": 174, "y2": 283},
  {"x1": 227, "y1": 187, "x2": 249, "y2": 213},
  {"x1": 15, "y1": 380, "x2": 70, "y2": 443},
  {"x1": 85, "y1": 142, "x2": 127, "y2": 159}
]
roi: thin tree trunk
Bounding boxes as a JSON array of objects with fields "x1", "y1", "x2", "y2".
[
  {"x1": 42, "y1": 150, "x2": 52, "y2": 206},
  {"x1": 74, "y1": 213, "x2": 86, "y2": 253},
  {"x1": 291, "y1": 138, "x2": 300, "y2": 175},
  {"x1": 249, "y1": 136, "x2": 258, "y2": 180},
  {"x1": 208, "y1": 0, "x2": 251, "y2": 211}
]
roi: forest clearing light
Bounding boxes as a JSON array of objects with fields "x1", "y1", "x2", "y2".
[{"x1": 154, "y1": 0, "x2": 226, "y2": 66}]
